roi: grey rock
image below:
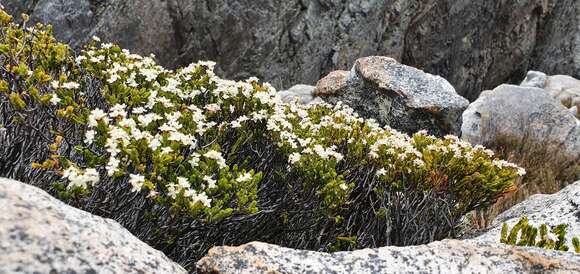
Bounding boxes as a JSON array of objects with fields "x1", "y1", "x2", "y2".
[
  {"x1": 30, "y1": 0, "x2": 94, "y2": 47},
  {"x1": 522, "y1": 71, "x2": 580, "y2": 118},
  {"x1": 521, "y1": 71, "x2": 549, "y2": 88},
  {"x1": 279, "y1": 84, "x2": 317, "y2": 104},
  {"x1": 462, "y1": 84, "x2": 580, "y2": 160},
  {"x1": 3, "y1": 0, "x2": 579, "y2": 100},
  {"x1": 196, "y1": 239, "x2": 580, "y2": 274},
  {"x1": 0, "y1": 178, "x2": 186, "y2": 274},
  {"x1": 530, "y1": 0, "x2": 580, "y2": 87},
  {"x1": 314, "y1": 70, "x2": 350, "y2": 97},
  {"x1": 321, "y1": 56, "x2": 469, "y2": 136},
  {"x1": 471, "y1": 181, "x2": 580, "y2": 245}
]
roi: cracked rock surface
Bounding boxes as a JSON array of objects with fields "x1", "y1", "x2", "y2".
[
  {"x1": 3, "y1": 0, "x2": 580, "y2": 100},
  {"x1": 0, "y1": 178, "x2": 186, "y2": 274},
  {"x1": 196, "y1": 239, "x2": 580, "y2": 274}
]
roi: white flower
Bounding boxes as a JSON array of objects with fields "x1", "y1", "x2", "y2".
[
  {"x1": 132, "y1": 107, "x2": 146, "y2": 114},
  {"x1": 516, "y1": 168, "x2": 526, "y2": 176},
  {"x1": 147, "y1": 190, "x2": 159, "y2": 198},
  {"x1": 376, "y1": 168, "x2": 387, "y2": 177},
  {"x1": 205, "y1": 103, "x2": 221, "y2": 113},
  {"x1": 109, "y1": 104, "x2": 127, "y2": 118},
  {"x1": 339, "y1": 183, "x2": 349, "y2": 191},
  {"x1": 161, "y1": 147, "x2": 173, "y2": 154},
  {"x1": 189, "y1": 153, "x2": 201, "y2": 168},
  {"x1": 204, "y1": 150, "x2": 226, "y2": 168},
  {"x1": 140, "y1": 68, "x2": 158, "y2": 82},
  {"x1": 63, "y1": 166, "x2": 99, "y2": 189},
  {"x1": 108, "y1": 73, "x2": 119, "y2": 84},
  {"x1": 138, "y1": 113, "x2": 162, "y2": 127},
  {"x1": 88, "y1": 108, "x2": 109, "y2": 127},
  {"x1": 106, "y1": 157, "x2": 120, "y2": 176},
  {"x1": 167, "y1": 183, "x2": 178, "y2": 199},
  {"x1": 288, "y1": 152, "x2": 301, "y2": 165},
  {"x1": 413, "y1": 159, "x2": 425, "y2": 167},
  {"x1": 50, "y1": 94, "x2": 61, "y2": 105},
  {"x1": 92, "y1": 36, "x2": 101, "y2": 42},
  {"x1": 61, "y1": 82, "x2": 80, "y2": 89},
  {"x1": 149, "y1": 137, "x2": 161, "y2": 151},
  {"x1": 129, "y1": 174, "x2": 145, "y2": 192},
  {"x1": 84, "y1": 130, "x2": 96, "y2": 145},
  {"x1": 192, "y1": 192, "x2": 212, "y2": 207},
  {"x1": 231, "y1": 120, "x2": 242, "y2": 128},
  {"x1": 203, "y1": 175, "x2": 217, "y2": 189},
  {"x1": 236, "y1": 172, "x2": 252, "y2": 183},
  {"x1": 177, "y1": 177, "x2": 190, "y2": 189},
  {"x1": 75, "y1": 55, "x2": 87, "y2": 64}
]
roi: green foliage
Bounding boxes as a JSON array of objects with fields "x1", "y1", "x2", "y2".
[
  {"x1": 500, "y1": 216, "x2": 579, "y2": 253},
  {"x1": 328, "y1": 236, "x2": 358, "y2": 252}
]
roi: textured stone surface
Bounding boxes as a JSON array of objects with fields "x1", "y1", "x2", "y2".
[
  {"x1": 321, "y1": 56, "x2": 469, "y2": 136},
  {"x1": 196, "y1": 239, "x2": 580, "y2": 274},
  {"x1": 314, "y1": 70, "x2": 349, "y2": 97},
  {"x1": 472, "y1": 181, "x2": 580, "y2": 245},
  {"x1": 279, "y1": 84, "x2": 318, "y2": 104},
  {"x1": 521, "y1": 71, "x2": 580, "y2": 118},
  {"x1": 3, "y1": 0, "x2": 580, "y2": 100},
  {"x1": 29, "y1": 0, "x2": 94, "y2": 47},
  {"x1": 462, "y1": 84, "x2": 580, "y2": 160},
  {"x1": 0, "y1": 178, "x2": 186, "y2": 274}
]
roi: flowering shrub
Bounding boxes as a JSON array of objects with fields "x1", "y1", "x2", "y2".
[{"x1": 0, "y1": 9, "x2": 525, "y2": 267}]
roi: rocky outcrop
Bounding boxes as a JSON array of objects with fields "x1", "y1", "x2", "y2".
[
  {"x1": 3, "y1": 0, "x2": 580, "y2": 100},
  {"x1": 320, "y1": 56, "x2": 469, "y2": 136},
  {"x1": 0, "y1": 178, "x2": 186, "y2": 274},
  {"x1": 472, "y1": 181, "x2": 580, "y2": 245},
  {"x1": 521, "y1": 71, "x2": 580, "y2": 118},
  {"x1": 196, "y1": 239, "x2": 580, "y2": 274},
  {"x1": 462, "y1": 84, "x2": 580, "y2": 160},
  {"x1": 314, "y1": 70, "x2": 349, "y2": 97},
  {"x1": 278, "y1": 84, "x2": 319, "y2": 104}
]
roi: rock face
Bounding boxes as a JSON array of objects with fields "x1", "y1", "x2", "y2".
[
  {"x1": 472, "y1": 181, "x2": 580, "y2": 245},
  {"x1": 462, "y1": 84, "x2": 580, "y2": 160},
  {"x1": 278, "y1": 84, "x2": 318, "y2": 104},
  {"x1": 314, "y1": 70, "x2": 349, "y2": 97},
  {"x1": 521, "y1": 71, "x2": 580, "y2": 118},
  {"x1": 3, "y1": 0, "x2": 580, "y2": 100},
  {"x1": 196, "y1": 239, "x2": 580, "y2": 274},
  {"x1": 0, "y1": 178, "x2": 186, "y2": 274},
  {"x1": 320, "y1": 56, "x2": 469, "y2": 136}
]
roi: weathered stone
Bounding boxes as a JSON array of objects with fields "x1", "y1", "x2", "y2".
[
  {"x1": 278, "y1": 84, "x2": 318, "y2": 104},
  {"x1": 521, "y1": 71, "x2": 580, "y2": 118},
  {"x1": 472, "y1": 181, "x2": 580, "y2": 245},
  {"x1": 30, "y1": 0, "x2": 94, "y2": 47},
  {"x1": 3, "y1": 0, "x2": 579, "y2": 100},
  {"x1": 321, "y1": 56, "x2": 469, "y2": 136},
  {"x1": 0, "y1": 178, "x2": 186, "y2": 274},
  {"x1": 462, "y1": 84, "x2": 580, "y2": 160},
  {"x1": 314, "y1": 70, "x2": 349, "y2": 97},
  {"x1": 196, "y1": 239, "x2": 580, "y2": 274}
]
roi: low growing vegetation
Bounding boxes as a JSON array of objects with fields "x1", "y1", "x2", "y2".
[
  {"x1": 0, "y1": 9, "x2": 525, "y2": 269},
  {"x1": 500, "y1": 216, "x2": 580, "y2": 253},
  {"x1": 473, "y1": 134, "x2": 580, "y2": 228}
]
